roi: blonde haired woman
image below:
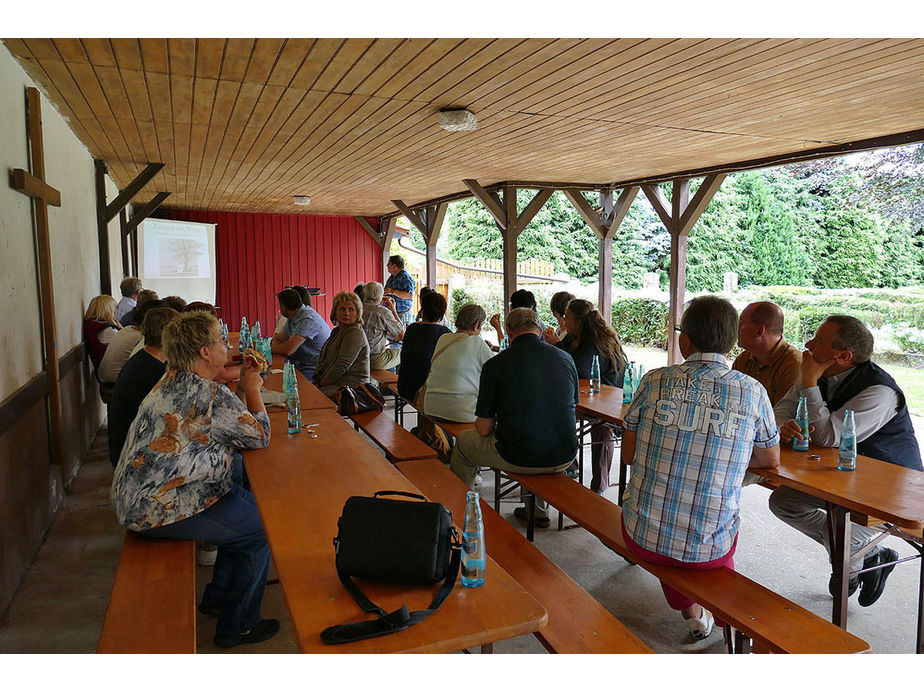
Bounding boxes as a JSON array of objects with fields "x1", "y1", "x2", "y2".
[
  {"x1": 83, "y1": 295, "x2": 122, "y2": 371},
  {"x1": 313, "y1": 290, "x2": 371, "y2": 397}
]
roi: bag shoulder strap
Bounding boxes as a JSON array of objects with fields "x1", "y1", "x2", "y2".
[
  {"x1": 320, "y1": 541, "x2": 461, "y2": 645},
  {"x1": 430, "y1": 333, "x2": 468, "y2": 367}
]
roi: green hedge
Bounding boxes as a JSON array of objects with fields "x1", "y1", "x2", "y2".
[{"x1": 612, "y1": 298, "x2": 669, "y2": 348}]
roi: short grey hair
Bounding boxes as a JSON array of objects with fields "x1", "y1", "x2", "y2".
[
  {"x1": 119, "y1": 276, "x2": 142, "y2": 297},
  {"x1": 506, "y1": 308, "x2": 541, "y2": 335},
  {"x1": 163, "y1": 311, "x2": 219, "y2": 372},
  {"x1": 363, "y1": 281, "x2": 385, "y2": 304},
  {"x1": 455, "y1": 303, "x2": 486, "y2": 331},
  {"x1": 827, "y1": 315, "x2": 874, "y2": 364},
  {"x1": 680, "y1": 295, "x2": 739, "y2": 354}
]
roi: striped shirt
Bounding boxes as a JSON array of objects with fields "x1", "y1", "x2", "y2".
[{"x1": 622, "y1": 352, "x2": 779, "y2": 562}]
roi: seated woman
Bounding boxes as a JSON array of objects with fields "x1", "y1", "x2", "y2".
[
  {"x1": 398, "y1": 290, "x2": 451, "y2": 401},
  {"x1": 313, "y1": 290, "x2": 371, "y2": 397},
  {"x1": 545, "y1": 298, "x2": 628, "y2": 494},
  {"x1": 422, "y1": 303, "x2": 494, "y2": 423},
  {"x1": 98, "y1": 298, "x2": 163, "y2": 385},
  {"x1": 549, "y1": 290, "x2": 575, "y2": 339},
  {"x1": 110, "y1": 311, "x2": 277, "y2": 649},
  {"x1": 83, "y1": 295, "x2": 122, "y2": 372},
  {"x1": 107, "y1": 306, "x2": 178, "y2": 467}
]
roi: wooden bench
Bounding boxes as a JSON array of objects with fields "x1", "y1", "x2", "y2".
[
  {"x1": 396, "y1": 458, "x2": 652, "y2": 654},
  {"x1": 507, "y1": 471, "x2": 871, "y2": 654},
  {"x1": 97, "y1": 531, "x2": 197, "y2": 653},
  {"x1": 369, "y1": 369, "x2": 408, "y2": 424},
  {"x1": 351, "y1": 409, "x2": 439, "y2": 462}
]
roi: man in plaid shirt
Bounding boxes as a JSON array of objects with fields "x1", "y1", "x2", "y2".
[{"x1": 620, "y1": 296, "x2": 780, "y2": 641}]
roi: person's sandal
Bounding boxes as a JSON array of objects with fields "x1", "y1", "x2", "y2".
[{"x1": 513, "y1": 505, "x2": 550, "y2": 529}]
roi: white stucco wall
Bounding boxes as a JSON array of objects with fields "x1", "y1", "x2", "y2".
[{"x1": 0, "y1": 41, "x2": 121, "y2": 400}]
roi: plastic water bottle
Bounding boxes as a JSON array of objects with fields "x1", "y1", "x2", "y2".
[
  {"x1": 500, "y1": 336, "x2": 508, "y2": 351},
  {"x1": 622, "y1": 363, "x2": 635, "y2": 404},
  {"x1": 589, "y1": 355, "x2": 601, "y2": 394},
  {"x1": 287, "y1": 378, "x2": 302, "y2": 434},
  {"x1": 634, "y1": 364, "x2": 646, "y2": 390},
  {"x1": 239, "y1": 317, "x2": 250, "y2": 352},
  {"x1": 794, "y1": 396, "x2": 810, "y2": 452},
  {"x1": 461, "y1": 491, "x2": 486, "y2": 588},
  {"x1": 838, "y1": 409, "x2": 857, "y2": 471}
]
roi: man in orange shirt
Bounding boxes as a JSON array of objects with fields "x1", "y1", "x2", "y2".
[{"x1": 732, "y1": 301, "x2": 801, "y2": 405}]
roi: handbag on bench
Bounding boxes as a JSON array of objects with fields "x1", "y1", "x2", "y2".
[
  {"x1": 334, "y1": 382, "x2": 386, "y2": 415},
  {"x1": 321, "y1": 490, "x2": 461, "y2": 644}
]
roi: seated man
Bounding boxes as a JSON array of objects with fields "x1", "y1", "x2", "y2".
[
  {"x1": 115, "y1": 276, "x2": 142, "y2": 323},
  {"x1": 449, "y1": 308, "x2": 578, "y2": 527},
  {"x1": 621, "y1": 296, "x2": 780, "y2": 641},
  {"x1": 769, "y1": 315, "x2": 922, "y2": 606},
  {"x1": 271, "y1": 288, "x2": 331, "y2": 381},
  {"x1": 361, "y1": 281, "x2": 404, "y2": 370},
  {"x1": 732, "y1": 301, "x2": 801, "y2": 405}
]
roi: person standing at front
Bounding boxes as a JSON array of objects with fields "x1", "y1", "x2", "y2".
[
  {"x1": 384, "y1": 254, "x2": 416, "y2": 328},
  {"x1": 620, "y1": 296, "x2": 780, "y2": 641}
]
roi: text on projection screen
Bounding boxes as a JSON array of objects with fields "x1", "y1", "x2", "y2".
[{"x1": 138, "y1": 219, "x2": 217, "y2": 304}]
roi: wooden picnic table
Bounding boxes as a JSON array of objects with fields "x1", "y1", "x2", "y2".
[
  {"x1": 243, "y1": 410, "x2": 548, "y2": 653},
  {"x1": 752, "y1": 444, "x2": 924, "y2": 652}
]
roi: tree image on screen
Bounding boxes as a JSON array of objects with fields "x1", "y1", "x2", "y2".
[{"x1": 160, "y1": 237, "x2": 205, "y2": 277}]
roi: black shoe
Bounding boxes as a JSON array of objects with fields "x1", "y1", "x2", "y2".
[
  {"x1": 827, "y1": 573, "x2": 860, "y2": 598},
  {"x1": 513, "y1": 506, "x2": 550, "y2": 528},
  {"x1": 213, "y1": 618, "x2": 280, "y2": 648},
  {"x1": 198, "y1": 601, "x2": 224, "y2": 617},
  {"x1": 858, "y1": 547, "x2": 899, "y2": 607}
]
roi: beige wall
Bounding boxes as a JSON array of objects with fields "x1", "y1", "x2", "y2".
[{"x1": 0, "y1": 40, "x2": 121, "y2": 615}]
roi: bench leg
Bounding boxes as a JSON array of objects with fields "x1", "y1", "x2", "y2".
[
  {"x1": 915, "y1": 537, "x2": 924, "y2": 654},
  {"x1": 480, "y1": 643, "x2": 493, "y2": 653},
  {"x1": 526, "y1": 493, "x2": 536, "y2": 543}
]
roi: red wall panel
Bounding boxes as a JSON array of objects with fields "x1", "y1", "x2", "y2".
[{"x1": 165, "y1": 210, "x2": 382, "y2": 331}]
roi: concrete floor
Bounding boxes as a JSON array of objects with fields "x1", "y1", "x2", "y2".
[{"x1": 0, "y1": 422, "x2": 920, "y2": 655}]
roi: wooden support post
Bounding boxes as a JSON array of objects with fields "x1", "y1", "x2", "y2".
[
  {"x1": 642, "y1": 174, "x2": 725, "y2": 364},
  {"x1": 9, "y1": 87, "x2": 64, "y2": 467},
  {"x1": 119, "y1": 209, "x2": 130, "y2": 278},
  {"x1": 391, "y1": 200, "x2": 448, "y2": 289},
  {"x1": 563, "y1": 186, "x2": 638, "y2": 324},
  {"x1": 96, "y1": 160, "x2": 165, "y2": 292},
  {"x1": 124, "y1": 192, "x2": 171, "y2": 237},
  {"x1": 94, "y1": 160, "x2": 112, "y2": 294},
  {"x1": 380, "y1": 217, "x2": 397, "y2": 281},
  {"x1": 464, "y1": 180, "x2": 552, "y2": 312}
]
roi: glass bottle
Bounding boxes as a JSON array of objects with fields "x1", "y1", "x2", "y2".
[
  {"x1": 622, "y1": 363, "x2": 635, "y2": 404},
  {"x1": 461, "y1": 491, "x2": 486, "y2": 588},
  {"x1": 239, "y1": 317, "x2": 250, "y2": 352},
  {"x1": 589, "y1": 355, "x2": 601, "y2": 394},
  {"x1": 634, "y1": 363, "x2": 646, "y2": 390},
  {"x1": 838, "y1": 409, "x2": 857, "y2": 471},
  {"x1": 287, "y1": 377, "x2": 302, "y2": 434},
  {"x1": 794, "y1": 396, "x2": 810, "y2": 452}
]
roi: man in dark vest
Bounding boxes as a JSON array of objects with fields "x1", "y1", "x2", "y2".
[{"x1": 769, "y1": 315, "x2": 922, "y2": 606}]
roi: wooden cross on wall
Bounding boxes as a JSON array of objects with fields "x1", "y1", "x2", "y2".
[{"x1": 9, "y1": 86, "x2": 64, "y2": 467}]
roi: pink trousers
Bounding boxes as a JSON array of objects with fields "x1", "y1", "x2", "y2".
[{"x1": 620, "y1": 518, "x2": 737, "y2": 622}]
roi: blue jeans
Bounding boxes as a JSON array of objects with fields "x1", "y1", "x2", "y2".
[{"x1": 142, "y1": 484, "x2": 270, "y2": 637}]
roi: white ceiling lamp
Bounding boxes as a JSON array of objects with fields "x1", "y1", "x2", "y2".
[
  {"x1": 293, "y1": 195, "x2": 311, "y2": 206},
  {"x1": 438, "y1": 108, "x2": 477, "y2": 132}
]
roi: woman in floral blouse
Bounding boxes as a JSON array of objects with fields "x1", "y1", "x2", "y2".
[{"x1": 110, "y1": 311, "x2": 276, "y2": 648}]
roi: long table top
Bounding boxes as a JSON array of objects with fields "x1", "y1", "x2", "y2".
[
  {"x1": 243, "y1": 410, "x2": 548, "y2": 653},
  {"x1": 576, "y1": 379, "x2": 627, "y2": 424},
  {"x1": 753, "y1": 445, "x2": 924, "y2": 530}
]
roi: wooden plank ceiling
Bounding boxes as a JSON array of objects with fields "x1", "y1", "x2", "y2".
[{"x1": 3, "y1": 38, "x2": 923, "y2": 217}]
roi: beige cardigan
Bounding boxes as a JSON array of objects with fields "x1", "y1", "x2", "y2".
[{"x1": 313, "y1": 323, "x2": 370, "y2": 395}]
